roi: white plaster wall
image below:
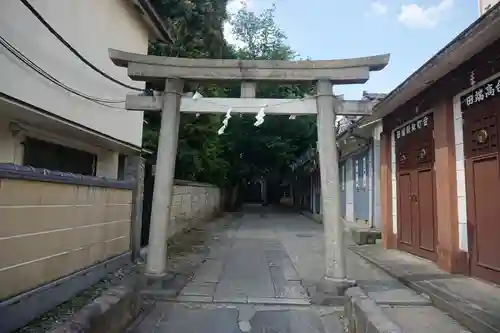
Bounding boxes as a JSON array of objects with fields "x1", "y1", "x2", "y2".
[
  {"x1": 479, "y1": 0, "x2": 499, "y2": 15},
  {"x1": 453, "y1": 97, "x2": 469, "y2": 252},
  {"x1": 0, "y1": 114, "x2": 124, "y2": 178},
  {"x1": 372, "y1": 123, "x2": 382, "y2": 229},
  {"x1": 0, "y1": 119, "x2": 24, "y2": 164},
  {"x1": 391, "y1": 131, "x2": 397, "y2": 235},
  {"x1": 0, "y1": 0, "x2": 149, "y2": 147},
  {"x1": 96, "y1": 150, "x2": 119, "y2": 178},
  {"x1": 367, "y1": 145, "x2": 373, "y2": 227},
  {"x1": 345, "y1": 159, "x2": 355, "y2": 222}
]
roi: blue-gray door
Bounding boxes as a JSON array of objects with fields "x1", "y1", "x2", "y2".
[
  {"x1": 353, "y1": 150, "x2": 370, "y2": 221},
  {"x1": 339, "y1": 161, "x2": 346, "y2": 218}
]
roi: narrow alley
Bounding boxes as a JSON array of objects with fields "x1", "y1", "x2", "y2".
[
  {"x1": 127, "y1": 206, "x2": 469, "y2": 333},
  {"x1": 130, "y1": 206, "x2": 344, "y2": 333}
]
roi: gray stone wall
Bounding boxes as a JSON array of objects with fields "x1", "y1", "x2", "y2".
[{"x1": 168, "y1": 182, "x2": 221, "y2": 238}]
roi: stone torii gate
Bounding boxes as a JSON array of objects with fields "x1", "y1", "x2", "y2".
[{"x1": 110, "y1": 49, "x2": 389, "y2": 294}]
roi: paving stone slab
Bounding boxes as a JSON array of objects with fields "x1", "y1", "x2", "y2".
[
  {"x1": 213, "y1": 295, "x2": 249, "y2": 304},
  {"x1": 246, "y1": 297, "x2": 311, "y2": 305},
  {"x1": 180, "y1": 282, "x2": 217, "y2": 297},
  {"x1": 269, "y1": 265, "x2": 308, "y2": 299},
  {"x1": 175, "y1": 295, "x2": 214, "y2": 303},
  {"x1": 249, "y1": 309, "x2": 326, "y2": 333},
  {"x1": 275, "y1": 281, "x2": 309, "y2": 299},
  {"x1": 156, "y1": 304, "x2": 241, "y2": 333},
  {"x1": 191, "y1": 260, "x2": 225, "y2": 283},
  {"x1": 238, "y1": 304, "x2": 257, "y2": 322}
]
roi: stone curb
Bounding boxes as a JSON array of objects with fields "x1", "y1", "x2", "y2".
[
  {"x1": 48, "y1": 284, "x2": 140, "y2": 333},
  {"x1": 350, "y1": 247, "x2": 498, "y2": 333},
  {"x1": 344, "y1": 287, "x2": 403, "y2": 333}
]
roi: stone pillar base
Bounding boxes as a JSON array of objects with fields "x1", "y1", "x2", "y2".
[
  {"x1": 138, "y1": 272, "x2": 186, "y2": 300},
  {"x1": 141, "y1": 272, "x2": 173, "y2": 289},
  {"x1": 321, "y1": 276, "x2": 357, "y2": 296},
  {"x1": 310, "y1": 277, "x2": 357, "y2": 306}
]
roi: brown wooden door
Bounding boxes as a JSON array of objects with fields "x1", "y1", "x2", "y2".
[
  {"x1": 395, "y1": 114, "x2": 437, "y2": 261},
  {"x1": 463, "y1": 98, "x2": 500, "y2": 285}
]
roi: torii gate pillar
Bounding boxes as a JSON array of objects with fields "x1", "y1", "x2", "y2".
[
  {"x1": 316, "y1": 80, "x2": 347, "y2": 293},
  {"x1": 146, "y1": 79, "x2": 183, "y2": 276}
]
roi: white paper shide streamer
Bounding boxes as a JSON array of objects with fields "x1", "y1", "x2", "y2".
[
  {"x1": 254, "y1": 105, "x2": 267, "y2": 127},
  {"x1": 218, "y1": 108, "x2": 232, "y2": 135},
  {"x1": 192, "y1": 91, "x2": 203, "y2": 100}
]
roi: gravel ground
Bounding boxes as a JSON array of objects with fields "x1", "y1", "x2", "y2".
[
  {"x1": 15, "y1": 261, "x2": 143, "y2": 333},
  {"x1": 14, "y1": 214, "x2": 233, "y2": 333}
]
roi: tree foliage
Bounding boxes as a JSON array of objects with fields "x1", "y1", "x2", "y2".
[
  {"x1": 218, "y1": 4, "x2": 317, "y2": 186},
  {"x1": 144, "y1": 1, "x2": 317, "y2": 188}
]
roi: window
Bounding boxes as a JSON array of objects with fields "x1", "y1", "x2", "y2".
[
  {"x1": 117, "y1": 154, "x2": 127, "y2": 180},
  {"x1": 23, "y1": 137, "x2": 97, "y2": 176}
]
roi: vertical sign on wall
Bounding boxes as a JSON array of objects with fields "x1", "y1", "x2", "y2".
[
  {"x1": 343, "y1": 165, "x2": 346, "y2": 191},
  {"x1": 355, "y1": 160, "x2": 360, "y2": 190},
  {"x1": 362, "y1": 156, "x2": 367, "y2": 188},
  {"x1": 340, "y1": 165, "x2": 345, "y2": 190}
]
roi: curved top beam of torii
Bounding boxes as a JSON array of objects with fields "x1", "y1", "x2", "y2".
[{"x1": 109, "y1": 49, "x2": 390, "y2": 84}]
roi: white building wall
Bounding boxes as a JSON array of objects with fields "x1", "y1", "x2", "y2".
[
  {"x1": 453, "y1": 96, "x2": 469, "y2": 252},
  {"x1": 372, "y1": 123, "x2": 382, "y2": 229},
  {"x1": 96, "y1": 150, "x2": 120, "y2": 178},
  {"x1": 479, "y1": 0, "x2": 499, "y2": 15},
  {"x1": 0, "y1": 119, "x2": 24, "y2": 164},
  {"x1": 0, "y1": 115, "x2": 121, "y2": 178},
  {"x1": 0, "y1": 0, "x2": 149, "y2": 147},
  {"x1": 345, "y1": 159, "x2": 355, "y2": 222}
]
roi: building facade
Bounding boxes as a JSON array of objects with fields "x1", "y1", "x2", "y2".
[
  {"x1": 291, "y1": 92, "x2": 385, "y2": 231},
  {"x1": 373, "y1": 4, "x2": 500, "y2": 285},
  {"x1": 0, "y1": 0, "x2": 170, "y2": 176},
  {"x1": 337, "y1": 92, "x2": 385, "y2": 230},
  {"x1": 0, "y1": 1, "x2": 170, "y2": 331}
]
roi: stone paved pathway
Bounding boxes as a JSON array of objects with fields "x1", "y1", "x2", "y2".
[{"x1": 129, "y1": 207, "x2": 345, "y2": 333}]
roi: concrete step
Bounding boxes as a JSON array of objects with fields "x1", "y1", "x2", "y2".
[
  {"x1": 381, "y1": 304, "x2": 471, "y2": 333},
  {"x1": 345, "y1": 286, "x2": 471, "y2": 333},
  {"x1": 350, "y1": 229, "x2": 381, "y2": 245},
  {"x1": 350, "y1": 245, "x2": 500, "y2": 333}
]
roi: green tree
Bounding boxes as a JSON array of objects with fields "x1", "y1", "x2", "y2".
[
  {"x1": 219, "y1": 4, "x2": 317, "y2": 202},
  {"x1": 142, "y1": 1, "x2": 317, "y2": 207},
  {"x1": 144, "y1": 0, "x2": 233, "y2": 185}
]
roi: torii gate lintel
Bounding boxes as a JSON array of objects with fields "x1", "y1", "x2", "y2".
[{"x1": 125, "y1": 94, "x2": 376, "y2": 116}]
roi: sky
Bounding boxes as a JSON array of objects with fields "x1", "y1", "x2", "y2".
[{"x1": 224, "y1": 0, "x2": 480, "y2": 99}]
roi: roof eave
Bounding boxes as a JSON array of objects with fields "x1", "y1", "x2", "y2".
[
  {"x1": 129, "y1": 0, "x2": 173, "y2": 43},
  {"x1": 372, "y1": 3, "x2": 500, "y2": 120}
]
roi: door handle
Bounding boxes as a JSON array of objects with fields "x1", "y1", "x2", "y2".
[{"x1": 409, "y1": 193, "x2": 418, "y2": 202}]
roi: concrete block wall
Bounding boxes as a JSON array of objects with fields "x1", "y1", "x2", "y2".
[
  {"x1": 168, "y1": 182, "x2": 221, "y2": 238},
  {"x1": 0, "y1": 176, "x2": 132, "y2": 300}
]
